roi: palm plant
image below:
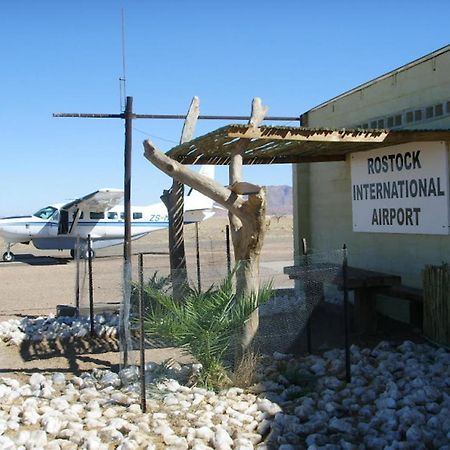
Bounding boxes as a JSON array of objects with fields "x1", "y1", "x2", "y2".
[
  {"x1": 142, "y1": 272, "x2": 273, "y2": 389},
  {"x1": 130, "y1": 271, "x2": 171, "y2": 315}
]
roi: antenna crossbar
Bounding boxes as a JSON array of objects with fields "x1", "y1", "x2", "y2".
[{"x1": 53, "y1": 112, "x2": 300, "y2": 121}]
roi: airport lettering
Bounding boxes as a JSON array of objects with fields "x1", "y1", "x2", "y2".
[
  {"x1": 371, "y1": 207, "x2": 421, "y2": 226},
  {"x1": 367, "y1": 151, "x2": 421, "y2": 174}
]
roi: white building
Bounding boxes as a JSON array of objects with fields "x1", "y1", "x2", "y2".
[{"x1": 293, "y1": 45, "x2": 450, "y2": 322}]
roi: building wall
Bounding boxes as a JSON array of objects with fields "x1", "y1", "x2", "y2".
[{"x1": 293, "y1": 47, "x2": 450, "y2": 297}]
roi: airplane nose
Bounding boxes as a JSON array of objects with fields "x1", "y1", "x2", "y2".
[{"x1": 0, "y1": 218, "x2": 15, "y2": 238}]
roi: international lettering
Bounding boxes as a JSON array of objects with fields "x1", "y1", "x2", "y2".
[{"x1": 352, "y1": 177, "x2": 445, "y2": 201}]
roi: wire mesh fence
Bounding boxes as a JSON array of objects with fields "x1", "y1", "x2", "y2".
[
  {"x1": 73, "y1": 237, "x2": 122, "y2": 319},
  {"x1": 42, "y1": 219, "x2": 299, "y2": 377},
  {"x1": 258, "y1": 248, "x2": 346, "y2": 356},
  {"x1": 0, "y1": 217, "x2": 353, "y2": 402},
  {"x1": 113, "y1": 236, "x2": 352, "y2": 408}
]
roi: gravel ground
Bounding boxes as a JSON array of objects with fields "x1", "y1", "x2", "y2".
[
  {"x1": 0, "y1": 340, "x2": 448, "y2": 449},
  {"x1": 1, "y1": 217, "x2": 449, "y2": 448}
]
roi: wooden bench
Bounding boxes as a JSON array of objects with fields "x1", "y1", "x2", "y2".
[
  {"x1": 380, "y1": 285, "x2": 423, "y2": 329},
  {"x1": 284, "y1": 264, "x2": 402, "y2": 334}
]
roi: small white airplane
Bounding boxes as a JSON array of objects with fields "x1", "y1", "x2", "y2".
[{"x1": 0, "y1": 166, "x2": 215, "y2": 262}]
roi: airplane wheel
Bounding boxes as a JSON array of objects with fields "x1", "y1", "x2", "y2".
[
  {"x1": 83, "y1": 249, "x2": 95, "y2": 260},
  {"x1": 2, "y1": 252, "x2": 15, "y2": 262}
]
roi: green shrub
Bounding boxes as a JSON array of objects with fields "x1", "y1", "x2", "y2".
[
  {"x1": 142, "y1": 272, "x2": 272, "y2": 390},
  {"x1": 130, "y1": 272, "x2": 171, "y2": 315}
]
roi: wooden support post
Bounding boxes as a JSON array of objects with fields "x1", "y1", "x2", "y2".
[
  {"x1": 162, "y1": 97, "x2": 200, "y2": 300},
  {"x1": 228, "y1": 98, "x2": 268, "y2": 355}
]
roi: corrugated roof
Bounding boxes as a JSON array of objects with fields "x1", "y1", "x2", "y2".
[{"x1": 166, "y1": 124, "x2": 450, "y2": 165}]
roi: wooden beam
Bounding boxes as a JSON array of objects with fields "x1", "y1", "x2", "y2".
[
  {"x1": 180, "y1": 96, "x2": 200, "y2": 142},
  {"x1": 144, "y1": 140, "x2": 247, "y2": 220},
  {"x1": 228, "y1": 126, "x2": 390, "y2": 143},
  {"x1": 171, "y1": 153, "x2": 348, "y2": 165},
  {"x1": 229, "y1": 181, "x2": 262, "y2": 195},
  {"x1": 249, "y1": 98, "x2": 269, "y2": 128}
]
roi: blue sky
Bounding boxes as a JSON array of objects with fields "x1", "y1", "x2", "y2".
[{"x1": 1, "y1": 0, "x2": 449, "y2": 215}]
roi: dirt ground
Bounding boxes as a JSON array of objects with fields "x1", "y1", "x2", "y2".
[
  {"x1": 0, "y1": 216, "x2": 294, "y2": 376},
  {"x1": 0, "y1": 216, "x2": 294, "y2": 318}
]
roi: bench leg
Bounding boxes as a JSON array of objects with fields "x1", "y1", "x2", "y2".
[
  {"x1": 354, "y1": 289, "x2": 377, "y2": 334},
  {"x1": 410, "y1": 302, "x2": 423, "y2": 329},
  {"x1": 303, "y1": 280, "x2": 324, "y2": 354}
]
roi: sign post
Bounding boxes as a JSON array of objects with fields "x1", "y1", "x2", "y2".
[{"x1": 351, "y1": 141, "x2": 449, "y2": 235}]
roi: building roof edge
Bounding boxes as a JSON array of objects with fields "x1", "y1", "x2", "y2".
[{"x1": 304, "y1": 44, "x2": 450, "y2": 115}]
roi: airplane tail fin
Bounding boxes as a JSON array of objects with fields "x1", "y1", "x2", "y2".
[
  {"x1": 197, "y1": 164, "x2": 215, "y2": 180},
  {"x1": 184, "y1": 165, "x2": 216, "y2": 222}
]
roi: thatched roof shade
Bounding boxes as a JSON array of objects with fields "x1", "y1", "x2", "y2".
[{"x1": 166, "y1": 124, "x2": 450, "y2": 165}]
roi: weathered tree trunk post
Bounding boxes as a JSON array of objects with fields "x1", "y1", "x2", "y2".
[
  {"x1": 143, "y1": 97, "x2": 268, "y2": 354},
  {"x1": 228, "y1": 98, "x2": 268, "y2": 353},
  {"x1": 161, "y1": 182, "x2": 186, "y2": 298},
  {"x1": 229, "y1": 189, "x2": 267, "y2": 353},
  {"x1": 161, "y1": 97, "x2": 200, "y2": 300}
]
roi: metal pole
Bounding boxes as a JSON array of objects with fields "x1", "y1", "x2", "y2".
[
  {"x1": 124, "y1": 96, "x2": 133, "y2": 262},
  {"x1": 121, "y1": 95, "x2": 133, "y2": 366},
  {"x1": 302, "y1": 238, "x2": 312, "y2": 354},
  {"x1": 138, "y1": 253, "x2": 147, "y2": 412},
  {"x1": 195, "y1": 222, "x2": 201, "y2": 291},
  {"x1": 343, "y1": 244, "x2": 351, "y2": 383},
  {"x1": 87, "y1": 235, "x2": 95, "y2": 336},
  {"x1": 75, "y1": 235, "x2": 80, "y2": 313},
  {"x1": 225, "y1": 225, "x2": 231, "y2": 275}
]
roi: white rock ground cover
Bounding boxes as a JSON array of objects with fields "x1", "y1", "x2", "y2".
[
  {"x1": 0, "y1": 336, "x2": 448, "y2": 449},
  {"x1": 0, "y1": 314, "x2": 119, "y2": 346}
]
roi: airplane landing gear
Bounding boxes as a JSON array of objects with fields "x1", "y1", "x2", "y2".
[
  {"x1": 2, "y1": 252, "x2": 14, "y2": 262},
  {"x1": 2, "y1": 244, "x2": 15, "y2": 262},
  {"x1": 83, "y1": 248, "x2": 95, "y2": 260},
  {"x1": 70, "y1": 248, "x2": 95, "y2": 260}
]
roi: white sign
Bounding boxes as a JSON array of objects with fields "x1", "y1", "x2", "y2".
[{"x1": 351, "y1": 141, "x2": 449, "y2": 234}]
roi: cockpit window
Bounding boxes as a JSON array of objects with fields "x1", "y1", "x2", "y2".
[
  {"x1": 33, "y1": 206, "x2": 57, "y2": 220},
  {"x1": 90, "y1": 212, "x2": 105, "y2": 220}
]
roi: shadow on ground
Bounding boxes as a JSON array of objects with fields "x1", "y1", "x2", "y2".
[
  {"x1": 15, "y1": 336, "x2": 120, "y2": 374},
  {"x1": 0, "y1": 254, "x2": 71, "y2": 266},
  {"x1": 288, "y1": 302, "x2": 425, "y2": 357}
]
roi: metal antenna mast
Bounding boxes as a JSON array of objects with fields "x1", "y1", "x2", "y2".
[{"x1": 119, "y1": 9, "x2": 127, "y2": 111}]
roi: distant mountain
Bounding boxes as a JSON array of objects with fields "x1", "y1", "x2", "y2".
[
  {"x1": 214, "y1": 185, "x2": 292, "y2": 216},
  {"x1": 265, "y1": 185, "x2": 292, "y2": 215}
]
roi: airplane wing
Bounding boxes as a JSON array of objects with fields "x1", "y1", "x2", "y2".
[
  {"x1": 184, "y1": 208, "x2": 215, "y2": 223},
  {"x1": 60, "y1": 189, "x2": 124, "y2": 212}
]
